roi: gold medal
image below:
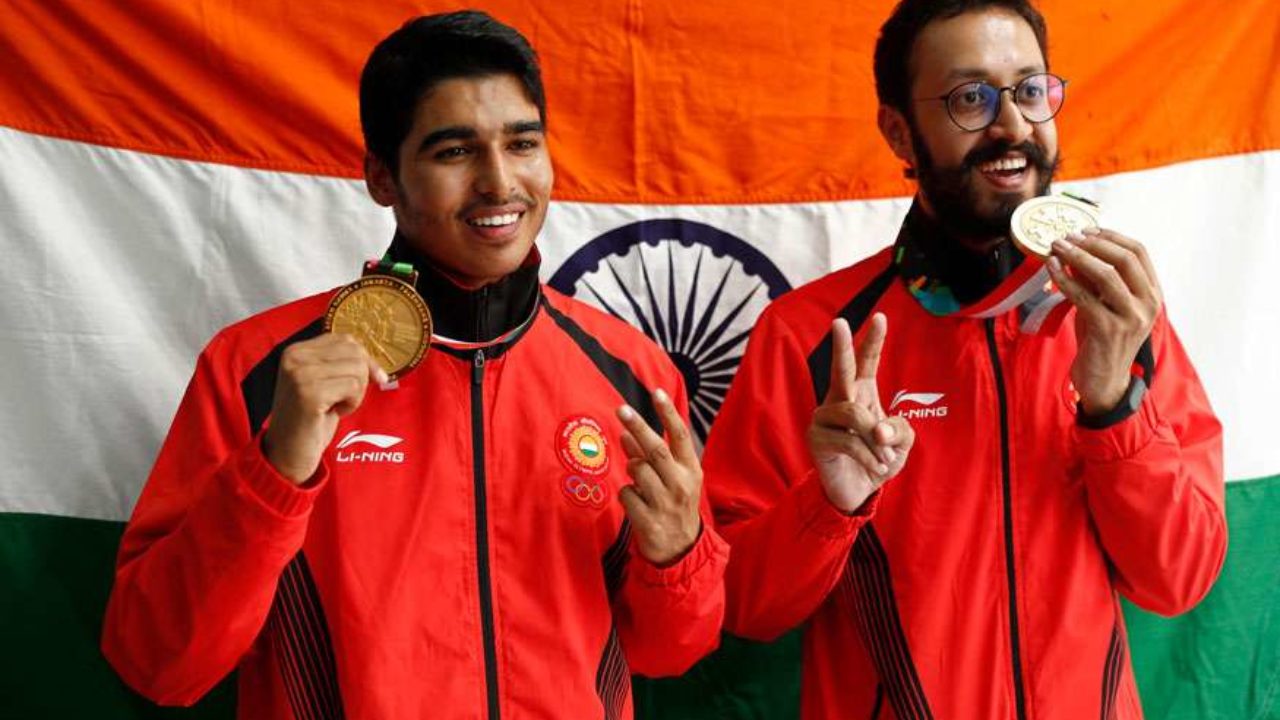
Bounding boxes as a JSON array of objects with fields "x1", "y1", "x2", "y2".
[
  {"x1": 1010, "y1": 194, "x2": 1101, "y2": 257},
  {"x1": 324, "y1": 272, "x2": 432, "y2": 380}
]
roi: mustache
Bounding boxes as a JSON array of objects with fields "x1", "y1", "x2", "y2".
[
  {"x1": 461, "y1": 194, "x2": 537, "y2": 215},
  {"x1": 963, "y1": 140, "x2": 1056, "y2": 173}
]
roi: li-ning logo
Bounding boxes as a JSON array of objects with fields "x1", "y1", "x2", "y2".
[
  {"x1": 335, "y1": 430, "x2": 406, "y2": 463},
  {"x1": 889, "y1": 391, "x2": 949, "y2": 419}
]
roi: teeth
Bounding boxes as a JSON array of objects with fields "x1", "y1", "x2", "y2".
[
  {"x1": 469, "y1": 212, "x2": 521, "y2": 227},
  {"x1": 980, "y1": 156, "x2": 1028, "y2": 172}
]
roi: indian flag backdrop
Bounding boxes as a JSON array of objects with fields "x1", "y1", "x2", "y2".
[{"x1": 1, "y1": 0, "x2": 1276, "y2": 717}]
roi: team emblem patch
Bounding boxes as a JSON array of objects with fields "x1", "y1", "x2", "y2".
[
  {"x1": 563, "y1": 474, "x2": 609, "y2": 509},
  {"x1": 556, "y1": 416, "x2": 610, "y2": 477}
]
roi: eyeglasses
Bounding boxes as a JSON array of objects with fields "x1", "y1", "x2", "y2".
[{"x1": 918, "y1": 73, "x2": 1067, "y2": 132}]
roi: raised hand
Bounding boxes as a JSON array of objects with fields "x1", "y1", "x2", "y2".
[
  {"x1": 1048, "y1": 228, "x2": 1161, "y2": 415},
  {"x1": 807, "y1": 314, "x2": 914, "y2": 513},
  {"x1": 262, "y1": 333, "x2": 388, "y2": 484},
  {"x1": 616, "y1": 389, "x2": 703, "y2": 567}
]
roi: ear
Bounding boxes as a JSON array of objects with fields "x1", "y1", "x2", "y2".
[
  {"x1": 364, "y1": 152, "x2": 398, "y2": 207},
  {"x1": 877, "y1": 105, "x2": 916, "y2": 169}
]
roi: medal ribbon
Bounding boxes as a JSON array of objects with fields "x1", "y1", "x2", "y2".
[
  {"x1": 366, "y1": 256, "x2": 418, "y2": 283},
  {"x1": 895, "y1": 207, "x2": 1072, "y2": 335}
]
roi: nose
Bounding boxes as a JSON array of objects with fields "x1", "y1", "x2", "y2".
[
  {"x1": 474, "y1": 149, "x2": 515, "y2": 200},
  {"x1": 985, "y1": 89, "x2": 1032, "y2": 145}
]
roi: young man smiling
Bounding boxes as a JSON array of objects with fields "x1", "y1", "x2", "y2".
[
  {"x1": 103, "y1": 11, "x2": 726, "y2": 719},
  {"x1": 704, "y1": 1, "x2": 1225, "y2": 718}
]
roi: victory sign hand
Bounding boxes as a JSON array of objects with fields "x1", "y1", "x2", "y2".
[
  {"x1": 616, "y1": 389, "x2": 704, "y2": 567},
  {"x1": 807, "y1": 313, "x2": 914, "y2": 512}
]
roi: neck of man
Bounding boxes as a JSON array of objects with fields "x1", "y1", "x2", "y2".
[
  {"x1": 384, "y1": 232, "x2": 541, "y2": 344},
  {"x1": 915, "y1": 193, "x2": 1008, "y2": 253},
  {"x1": 898, "y1": 197, "x2": 1023, "y2": 307}
]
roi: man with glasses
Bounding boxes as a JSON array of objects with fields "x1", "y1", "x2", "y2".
[{"x1": 703, "y1": 1, "x2": 1225, "y2": 718}]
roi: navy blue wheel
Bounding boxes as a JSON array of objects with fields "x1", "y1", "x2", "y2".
[{"x1": 548, "y1": 219, "x2": 791, "y2": 444}]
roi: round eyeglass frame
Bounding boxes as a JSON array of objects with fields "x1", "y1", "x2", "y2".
[{"x1": 918, "y1": 73, "x2": 1068, "y2": 132}]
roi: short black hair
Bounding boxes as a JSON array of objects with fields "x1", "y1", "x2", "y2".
[
  {"x1": 359, "y1": 11, "x2": 546, "y2": 175},
  {"x1": 873, "y1": 0, "x2": 1049, "y2": 113}
]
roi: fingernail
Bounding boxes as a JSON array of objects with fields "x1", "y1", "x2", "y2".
[
  {"x1": 1066, "y1": 231, "x2": 1085, "y2": 242},
  {"x1": 375, "y1": 368, "x2": 390, "y2": 385},
  {"x1": 879, "y1": 422, "x2": 895, "y2": 442},
  {"x1": 618, "y1": 405, "x2": 636, "y2": 421},
  {"x1": 876, "y1": 463, "x2": 889, "y2": 475},
  {"x1": 882, "y1": 447, "x2": 897, "y2": 464},
  {"x1": 654, "y1": 388, "x2": 669, "y2": 404},
  {"x1": 1047, "y1": 255, "x2": 1062, "y2": 273},
  {"x1": 1082, "y1": 226, "x2": 1101, "y2": 236},
  {"x1": 1051, "y1": 239, "x2": 1070, "y2": 253}
]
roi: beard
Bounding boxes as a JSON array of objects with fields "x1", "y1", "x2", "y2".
[{"x1": 910, "y1": 124, "x2": 1059, "y2": 242}]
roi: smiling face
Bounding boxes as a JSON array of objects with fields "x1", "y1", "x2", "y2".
[
  {"x1": 879, "y1": 8, "x2": 1059, "y2": 245},
  {"x1": 365, "y1": 73, "x2": 553, "y2": 288}
]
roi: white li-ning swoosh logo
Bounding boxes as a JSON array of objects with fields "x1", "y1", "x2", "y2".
[
  {"x1": 336, "y1": 431, "x2": 403, "y2": 449},
  {"x1": 888, "y1": 391, "x2": 949, "y2": 420},
  {"x1": 335, "y1": 431, "x2": 406, "y2": 464}
]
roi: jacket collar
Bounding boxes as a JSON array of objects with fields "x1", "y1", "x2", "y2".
[
  {"x1": 893, "y1": 199, "x2": 1026, "y2": 314},
  {"x1": 384, "y1": 233, "x2": 541, "y2": 344}
]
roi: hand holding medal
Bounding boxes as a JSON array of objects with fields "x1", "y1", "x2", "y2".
[
  {"x1": 1017, "y1": 196, "x2": 1164, "y2": 416},
  {"x1": 324, "y1": 259, "x2": 433, "y2": 381},
  {"x1": 1010, "y1": 194, "x2": 1101, "y2": 258},
  {"x1": 263, "y1": 260, "x2": 433, "y2": 484}
]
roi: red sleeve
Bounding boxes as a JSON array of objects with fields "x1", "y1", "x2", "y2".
[
  {"x1": 612, "y1": 373, "x2": 728, "y2": 677},
  {"x1": 1076, "y1": 313, "x2": 1227, "y2": 616},
  {"x1": 101, "y1": 334, "x2": 324, "y2": 705},
  {"x1": 703, "y1": 306, "x2": 873, "y2": 641}
]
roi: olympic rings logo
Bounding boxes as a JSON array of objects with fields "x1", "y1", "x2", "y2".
[{"x1": 563, "y1": 474, "x2": 607, "y2": 509}]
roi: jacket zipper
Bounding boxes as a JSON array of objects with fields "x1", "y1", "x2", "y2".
[
  {"x1": 984, "y1": 319, "x2": 1028, "y2": 720},
  {"x1": 471, "y1": 349, "x2": 501, "y2": 719}
]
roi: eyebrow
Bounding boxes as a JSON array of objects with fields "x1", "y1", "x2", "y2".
[
  {"x1": 418, "y1": 126, "x2": 476, "y2": 153},
  {"x1": 506, "y1": 120, "x2": 544, "y2": 135},
  {"x1": 417, "y1": 120, "x2": 545, "y2": 154},
  {"x1": 944, "y1": 65, "x2": 1045, "y2": 84}
]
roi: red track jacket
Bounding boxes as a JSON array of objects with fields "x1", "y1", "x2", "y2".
[
  {"x1": 705, "y1": 242, "x2": 1225, "y2": 720},
  {"x1": 103, "y1": 252, "x2": 727, "y2": 720}
]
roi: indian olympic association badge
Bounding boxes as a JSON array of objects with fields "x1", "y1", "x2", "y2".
[{"x1": 555, "y1": 416, "x2": 610, "y2": 477}]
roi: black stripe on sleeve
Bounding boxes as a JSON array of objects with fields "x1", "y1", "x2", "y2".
[
  {"x1": 237, "y1": 317, "x2": 345, "y2": 717},
  {"x1": 268, "y1": 554, "x2": 347, "y2": 720},
  {"x1": 846, "y1": 525, "x2": 933, "y2": 720},
  {"x1": 240, "y1": 318, "x2": 325, "y2": 436},
  {"x1": 541, "y1": 298, "x2": 661, "y2": 432},
  {"x1": 595, "y1": 521, "x2": 633, "y2": 720},
  {"x1": 1100, "y1": 620, "x2": 1124, "y2": 720},
  {"x1": 807, "y1": 265, "x2": 897, "y2": 403}
]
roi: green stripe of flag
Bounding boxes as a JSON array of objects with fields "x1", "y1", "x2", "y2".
[{"x1": 2, "y1": 476, "x2": 1276, "y2": 717}]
